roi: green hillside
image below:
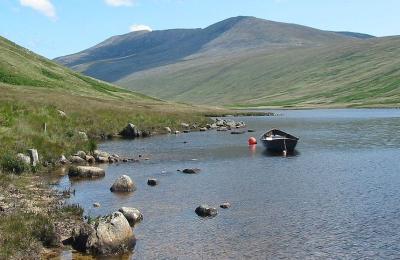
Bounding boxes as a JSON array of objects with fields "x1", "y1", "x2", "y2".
[
  {"x1": 0, "y1": 36, "x2": 216, "y2": 163},
  {"x1": 118, "y1": 36, "x2": 400, "y2": 108}
]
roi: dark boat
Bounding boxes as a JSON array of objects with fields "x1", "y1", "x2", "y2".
[{"x1": 260, "y1": 129, "x2": 299, "y2": 153}]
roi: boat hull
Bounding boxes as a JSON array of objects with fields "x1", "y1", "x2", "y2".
[{"x1": 261, "y1": 138, "x2": 298, "y2": 153}]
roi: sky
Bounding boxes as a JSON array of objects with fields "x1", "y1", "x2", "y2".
[{"x1": 1, "y1": 0, "x2": 399, "y2": 59}]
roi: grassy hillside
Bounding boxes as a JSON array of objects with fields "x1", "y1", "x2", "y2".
[
  {"x1": 0, "y1": 36, "x2": 218, "y2": 163},
  {"x1": 118, "y1": 36, "x2": 400, "y2": 108}
]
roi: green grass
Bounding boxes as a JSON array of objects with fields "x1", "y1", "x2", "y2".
[
  {"x1": 118, "y1": 36, "x2": 400, "y2": 108},
  {"x1": 0, "y1": 35, "x2": 222, "y2": 166}
]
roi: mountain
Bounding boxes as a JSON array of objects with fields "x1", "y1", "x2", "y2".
[
  {"x1": 55, "y1": 16, "x2": 355, "y2": 82},
  {"x1": 55, "y1": 16, "x2": 400, "y2": 107}
]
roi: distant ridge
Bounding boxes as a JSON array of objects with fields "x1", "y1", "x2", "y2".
[
  {"x1": 54, "y1": 16, "x2": 400, "y2": 108},
  {"x1": 333, "y1": 31, "x2": 375, "y2": 39},
  {"x1": 55, "y1": 16, "x2": 356, "y2": 82}
]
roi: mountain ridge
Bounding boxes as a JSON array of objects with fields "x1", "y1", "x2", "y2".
[{"x1": 54, "y1": 16, "x2": 400, "y2": 107}]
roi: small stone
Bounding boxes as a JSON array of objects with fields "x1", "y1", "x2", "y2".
[
  {"x1": 183, "y1": 130, "x2": 190, "y2": 133},
  {"x1": 248, "y1": 129, "x2": 255, "y2": 132},
  {"x1": 147, "y1": 178, "x2": 158, "y2": 186},
  {"x1": 93, "y1": 202, "x2": 101, "y2": 208},
  {"x1": 182, "y1": 168, "x2": 201, "y2": 174},
  {"x1": 78, "y1": 131, "x2": 88, "y2": 141},
  {"x1": 220, "y1": 202, "x2": 231, "y2": 209},
  {"x1": 85, "y1": 155, "x2": 95, "y2": 164},
  {"x1": 57, "y1": 110, "x2": 67, "y2": 117},
  {"x1": 75, "y1": 151, "x2": 87, "y2": 159},
  {"x1": 199, "y1": 127, "x2": 207, "y2": 132},
  {"x1": 174, "y1": 131, "x2": 180, "y2": 134},
  {"x1": 69, "y1": 156, "x2": 86, "y2": 165},
  {"x1": 180, "y1": 123, "x2": 190, "y2": 128},
  {"x1": 164, "y1": 127, "x2": 172, "y2": 133},
  {"x1": 195, "y1": 205, "x2": 218, "y2": 217}
]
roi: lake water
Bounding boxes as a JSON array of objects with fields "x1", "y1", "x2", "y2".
[{"x1": 59, "y1": 109, "x2": 400, "y2": 259}]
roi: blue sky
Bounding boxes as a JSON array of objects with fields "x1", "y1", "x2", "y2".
[{"x1": 1, "y1": 0, "x2": 399, "y2": 58}]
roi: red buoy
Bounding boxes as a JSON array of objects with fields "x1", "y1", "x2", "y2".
[{"x1": 248, "y1": 137, "x2": 257, "y2": 145}]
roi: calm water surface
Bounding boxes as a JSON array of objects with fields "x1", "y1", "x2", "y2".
[{"x1": 60, "y1": 109, "x2": 400, "y2": 259}]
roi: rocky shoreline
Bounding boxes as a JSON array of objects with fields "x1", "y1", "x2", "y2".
[{"x1": 0, "y1": 115, "x2": 267, "y2": 258}]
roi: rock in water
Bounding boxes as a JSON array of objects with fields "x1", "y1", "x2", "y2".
[
  {"x1": 68, "y1": 166, "x2": 105, "y2": 178},
  {"x1": 27, "y1": 149, "x2": 39, "y2": 166},
  {"x1": 75, "y1": 151, "x2": 87, "y2": 159},
  {"x1": 71, "y1": 212, "x2": 135, "y2": 256},
  {"x1": 164, "y1": 127, "x2": 172, "y2": 133},
  {"x1": 182, "y1": 168, "x2": 201, "y2": 174},
  {"x1": 110, "y1": 175, "x2": 136, "y2": 192},
  {"x1": 118, "y1": 207, "x2": 143, "y2": 227},
  {"x1": 69, "y1": 156, "x2": 87, "y2": 165},
  {"x1": 220, "y1": 202, "x2": 231, "y2": 209},
  {"x1": 147, "y1": 178, "x2": 158, "y2": 186},
  {"x1": 120, "y1": 123, "x2": 140, "y2": 138},
  {"x1": 195, "y1": 205, "x2": 218, "y2": 217}
]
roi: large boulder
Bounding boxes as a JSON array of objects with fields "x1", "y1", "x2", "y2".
[
  {"x1": 120, "y1": 123, "x2": 140, "y2": 138},
  {"x1": 110, "y1": 175, "x2": 136, "y2": 192},
  {"x1": 118, "y1": 207, "x2": 143, "y2": 227},
  {"x1": 195, "y1": 205, "x2": 218, "y2": 217},
  {"x1": 68, "y1": 166, "x2": 105, "y2": 178},
  {"x1": 71, "y1": 212, "x2": 135, "y2": 256},
  {"x1": 27, "y1": 149, "x2": 39, "y2": 166}
]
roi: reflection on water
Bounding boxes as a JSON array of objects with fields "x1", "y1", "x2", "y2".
[{"x1": 59, "y1": 109, "x2": 400, "y2": 259}]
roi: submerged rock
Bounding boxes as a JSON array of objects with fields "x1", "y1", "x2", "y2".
[
  {"x1": 71, "y1": 212, "x2": 135, "y2": 256},
  {"x1": 68, "y1": 166, "x2": 105, "y2": 179},
  {"x1": 93, "y1": 202, "x2": 101, "y2": 208},
  {"x1": 220, "y1": 202, "x2": 231, "y2": 209},
  {"x1": 182, "y1": 168, "x2": 201, "y2": 174},
  {"x1": 118, "y1": 207, "x2": 143, "y2": 227},
  {"x1": 110, "y1": 175, "x2": 136, "y2": 192},
  {"x1": 195, "y1": 205, "x2": 218, "y2": 217}
]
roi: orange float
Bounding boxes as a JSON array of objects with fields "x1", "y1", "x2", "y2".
[{"x1": 248, "y1": 137, "x2": 257, "y2": 145}]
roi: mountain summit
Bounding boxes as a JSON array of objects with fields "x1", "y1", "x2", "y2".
[{"x1": 55, "y1": 16, "x2": 356, "y2": 82}]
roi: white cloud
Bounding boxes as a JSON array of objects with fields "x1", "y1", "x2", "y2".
[
  {"x1": 105, "y1": 0, "x2": 135, "y2": 7},
  {"x1": 19, "y1": 0, "x2": 56, "y2": 19},
  {"x1": 129, "y1": 24, "x2": 152, "y2": 32}
]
